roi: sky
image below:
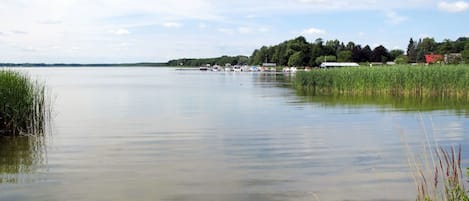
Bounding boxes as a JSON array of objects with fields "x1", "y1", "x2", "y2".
[{"x1": 1, "y1": 0, "x2": 469, "y2": 63}]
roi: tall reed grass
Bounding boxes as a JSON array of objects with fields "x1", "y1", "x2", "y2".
[
  {"x1": 0, "y1": 70, "x2": 48, "y2": 136},
  {"x1": 411, "y1": 145, "x2": 469, "y2": 201},
  {"x1": 295, "y1": 65, "x2": 469, "y2": 98}
]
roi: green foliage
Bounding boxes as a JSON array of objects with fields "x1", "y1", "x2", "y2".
[
  {"x1": 371, "y1": 45, "x2": 390, "y2": 62},
  {"x1": 0, "y1": 70, "x2": 48, "y2": 136},
  {"x1": 407, "y1": 38, "x2": 417, "y2": 63},
  {"x1": 462, "y1": 50, "x2": 469, "y2": 64},
  {"x1": 168, "y1": 55, "x2": 249, "y2": 66},
  {"x1": 337, "y1": 50, "x2": 352, "y2": 62},
  {"x1": 315, "y1": 55, "x2": 336, "y2": 65},
  {"x1": 395, "y1": 55, "x2": 409, "y2": 64},
  {"x1": 294, "y1": 65, "x2": 469, "y2": 98},
  {"x1": 389, "y1": 49, "x2": 404, "y2": 61},
  {"x1": 288, "y1": 51, "x2": 304, "y2": 66},
  {"x1": 463, "y1": 44, "x2": 469, "y2": 64}
]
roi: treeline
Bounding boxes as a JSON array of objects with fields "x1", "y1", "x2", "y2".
[
  {"x1": 167, "y1": 55, "x2": 249, "y2": 66},
  {"x1": 249, "y1": 36, "x2": 469, "y2": 66},
  {"x1": 406, "y1": 37, "x2": 469, "y2": 63}
]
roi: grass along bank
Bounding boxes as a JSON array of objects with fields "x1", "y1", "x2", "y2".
[
  {"x1": 294, "y1": 65, "x2": 469, "y2": 98},
  {"x1": 0, "y1": 70, "x2": 48, "y2": 136}
]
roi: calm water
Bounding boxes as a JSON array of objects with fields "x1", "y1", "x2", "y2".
[{"x1": 1, "y1": 67, "x2": 469, "y2": 201}]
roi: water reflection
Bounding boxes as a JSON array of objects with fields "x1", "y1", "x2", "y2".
[
  {"x1": 295, "y1": 90, "x2": 469, "y2": 115},
  {"x1": 0, "y1": 136, "x2": 46, "y2": 183}
]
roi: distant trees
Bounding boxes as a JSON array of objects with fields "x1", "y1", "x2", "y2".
[
  {"x1": 371, "y1": 45, "x2": 390, "y2": 63},
  {"x1": 169, "y1": 36, "x2": 469, "y2": 67},
  {"x1": 249, "y1": 37, "x2": 400, "y2": 66},
  {"x1": 462, "y1": 43, "x2": 469, "y2": 64},
  {"x1": 389, "y1": 49, "x2": 404, "y2": 61},
  {"x1": 407, "y1": 38, "x2": 417, "y2": 63},
  {"x1": 337, "y1": 50, "x2": 352, "y2": 62},
  {"x1": 167, "y1": 55, "x2": 249, "y2": 66},
  {"x1": 315, "y1": 55, "x2": 337, "y2": 64},
  {"x1": 406, "y1": 37, "x2": 469, "y2": 64},
  {"x1": 395, "y1": 55, "x2": 409, "y2": 64}
]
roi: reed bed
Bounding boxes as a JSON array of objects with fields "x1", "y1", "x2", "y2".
[
  {"x1": 0, "y1": 70, "x2": 47, "y2": 136},
  {"x1": 411, "y1": 145, "x2": 469, "y2": 201},
  {"x1": 295, "y1": 65, "x2": 469, "y2": 98}
]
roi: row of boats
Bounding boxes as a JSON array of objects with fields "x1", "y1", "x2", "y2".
[{"x1": 199, "y1": 64, "x2": 298, "y2": 72}]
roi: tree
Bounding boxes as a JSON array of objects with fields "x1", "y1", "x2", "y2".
[
  {"x1": 462, "y1": 43, "x2": 469, "y2": 64},
  {"x1": 288, "y1": 51, "x2": 304, "y2": 66},
  {"x1": 361, "y1": 45, "x2": 373, "y2": 62},
  {"x1": 315, "y1": 55, "x2": 336, "y2": 65},
  {"x1": 419, "y1": 38, "x2": 438, "y2": 53},
  {"x1": 351, "y1": 45, "x2": 362, "y2": 62},
  {"x1": 346, "y1": 41, "x2": 356, "y2": 51},
  {"x1": 337, "y1": 50, "x2": 352, "y2": 62},
  {"x1": 407, "y1": 38, "x2": 417, "y2": 63},
  {"x1": 389, "y1": 49, "x2": 404, "y2": 61},
  {"x1": 371, "y1": 45, "x2": 390, "y2": 63},
  {"x1": 309, "y1": 44, "x2": 323, "y2": 66},
  {"x1": 394, "y1": 55, "x2": 409, "y2": 64},
  {"x1": 437, "y1": 39, "x2": 453, "y2": 54},
  {"x1": 250, "y1": 49, "x2": 262, "y2": 65},
  {"x1": 416, "y1": 38, "x2": 437, "y2": 63}
]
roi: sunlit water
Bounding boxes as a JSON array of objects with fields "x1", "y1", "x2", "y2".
[{"x1": 1, "y1": 67, "x2": 469, "y2": 201}]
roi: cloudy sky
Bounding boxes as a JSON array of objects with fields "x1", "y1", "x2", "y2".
[{"x1": 1, "y1": 0, "x2": 468, "y2": 63}]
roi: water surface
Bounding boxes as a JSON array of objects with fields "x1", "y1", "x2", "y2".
[{"x1": 1, "y1": 67, "x2": 469, "y2": 201}]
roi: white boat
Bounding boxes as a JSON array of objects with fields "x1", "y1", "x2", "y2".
[
  {"x1": 212, "y1": 65, "x2": 221, "y2": 72},
  {"x1": 200, "y1": 64, "x2": 210, "y2": 71},
  {"x1": 233, "y1": 65, "x2": 242, "y2": 72},
  {"x1": 224, "y1": 67, "x2": 232, "y2": 72},
  {"x1": 250, "y1": 66, "x2": 259, "y2": 72},
  {"x1": 290, "y1": 67, "x2": 298, "y2": 73}
]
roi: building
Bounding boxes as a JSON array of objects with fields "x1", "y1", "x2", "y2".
[
  {"x1": 262, "y1": 63, "x2": 276, "y2": 67},
  {"x1": 425, "y1": 54, "x2": 444, "y2": 64},
  {"x1": 320, "y1": 62, "x2": 360, "y2": 68},
  {"x1": 445, "y1": 53, "x2": 463, "y2": 64}
]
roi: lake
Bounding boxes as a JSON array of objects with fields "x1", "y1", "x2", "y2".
[{"x1": 1, "y1": 67, "x2": 469, "y2": 201}]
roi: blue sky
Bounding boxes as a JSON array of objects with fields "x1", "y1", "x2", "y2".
[{"x1": 0, "y1": 0, "x2": 468, "y2": 63}]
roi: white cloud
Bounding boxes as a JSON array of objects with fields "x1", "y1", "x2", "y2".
[
  {"x1": 198, "y1": 23, "x2": 208, "y2": 29},
  {"x1": 386, "y1": 11, "x2": 407, "y2": 24},
  {"x1": 218, "y1": 28, "x2": 235, "y2": 35},
  {"x1": 258, "y1": 27, "x2": 270, "y2": 33},
  {"x1": 301, "y1": 27, "x2": 326, "y2": 35},
  {"x1": 162, "y1": 22, "x2": 183, "y2": 28},
  {"x1": 111, "y1": 28, "x2": 130, "y2": 35},
  {"x1": 39, "y1": 19, "x2": 63, "y2": 25},
  {"x1": 238, "y1": 27, "x2": 252, "y2": 34},
  {"x1": 438, "y1": 1, "x2": 469, "y2": 12}
]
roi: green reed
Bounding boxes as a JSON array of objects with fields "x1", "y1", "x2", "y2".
[
  {"x1": 295, "y1": 65, "x2": 469, "y2": 98},
  {"x1": 0, "y1": 70, "x2": 48, "y2": 136}
]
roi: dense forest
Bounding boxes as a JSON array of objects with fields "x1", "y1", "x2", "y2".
[
  {"x1": 167, "y1": 55, "x2": 249, "y2": 66},
  {"x1": 249, "y1": 36, "x2": 469, "y2": 66}
]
